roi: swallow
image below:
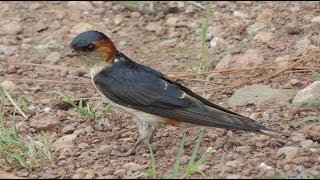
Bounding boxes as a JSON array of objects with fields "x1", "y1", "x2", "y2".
[{"x1": 70, "y1": 30, "x2": 289, "y2": 156}]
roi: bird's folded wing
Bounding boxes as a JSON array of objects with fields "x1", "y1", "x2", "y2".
[{"x1": 93, "y1": 62, "x2": 268, "y2": 132}]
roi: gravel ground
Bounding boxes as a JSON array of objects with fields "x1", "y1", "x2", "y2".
[{"x1": 0, "y1": 1, "x2": 320, "y2": 179}]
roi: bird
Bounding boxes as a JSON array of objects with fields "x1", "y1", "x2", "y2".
[{"x1": 69, "y1": 30, "x2": 289, "y2": 156}]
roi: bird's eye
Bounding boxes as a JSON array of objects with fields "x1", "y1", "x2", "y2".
[{"x1": 83, "y1": 44, "x2": 95, "y2": 52}]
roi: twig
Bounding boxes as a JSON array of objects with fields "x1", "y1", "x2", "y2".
[
  {"x1": 8, "y1": 78, "x2": 92, "y2": 84},
  {"x1": 197, "y1": 54, "x2": 305, "y2": 93},
  {"x1": 2, "y1": 89, "x2": 28, "y2": 119},
  {"x1": 0, "y1": 62, "x2": 86, "y2": 71}
]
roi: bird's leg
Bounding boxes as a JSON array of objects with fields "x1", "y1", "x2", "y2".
[{"x1": 110, "y1": 120, "x2": 157, "y2": 157}]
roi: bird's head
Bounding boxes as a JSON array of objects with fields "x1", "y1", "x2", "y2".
[{"x1": 70, "y1": 30, "x2": 117, "y2": 67}]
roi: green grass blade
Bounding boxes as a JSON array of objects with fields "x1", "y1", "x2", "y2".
[
  {"x1": 199, "y1": 4, "x2": 212, "y2": 72},
  {"x1": 292, "y1": 116, "x2": 320, "y2": 127},
  {"x1": 186, "y1": 128, "x2": 204, "y2": 175},
  {"x1": 148, "y1": 143, "x2": 156, "y2": 178},
  {"x1": 171, "y1": 132, "x2": 186, "y2": 179}
]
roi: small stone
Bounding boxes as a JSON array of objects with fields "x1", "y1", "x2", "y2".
[
  {"x1": 123, "y1": 162, "x2": 142, "y2": 172},
  {"x1": 226, "y1": 160, "x2": 239, "y2": 168},
  {"x1": 233, "y1": 11, "x2": 248, "y2": 18},
  {"x1": 177, "y1": 1, "x2": 184, "y2": 8},
  {"x1": 226, "y1": 174, "x2": 241, "y2": 179},
  {"x1": 261, "y1": 112, "x2": 270, "y2": 121},
  {"x1": 301, "y1": 140, "x2": 314, "y2": 149},
  {"x1": 98, "y1": 144, "x2": 113, "y2": 154},
  {"x1": 53, "y1": 129, "x2": 82, "y2": 149},
  {"x1": 311, "y1": 16, "x2": 320, "y2": 23},
  {"x1": 1, "y1": 20, "x2": 22, "y2": 35},
  {"x1": 145, "y1": 22, "x2": 158, "y2": 32},
  {"x1": 294, "y1": 38, "x2": 311, "y2": 50},
  {"x1": 43, "y1": 107, "x2": 51, "y2": 113},
  {"x1": 113, "y1": 169, "x2": 126, "y2": 177},
  {"x1": 159, "y1": 38, "x2": 177, "y2": 47},
  {"x1": 276, "y1": 146, "x2": 299, "y2": 161},
  {"x1": 29, "y1": 3, "x2": 41, "y2": 10},
  {"x1": 259, "y1": 135, "x2": 270, "y2": 141},
  {"x1": 30, "y1": 116, "x2": 60, "y2": 131},
  {"x1": 185, "y1": 5, "x2": 194, "y2": 14},
  {"x1": 166, "y1": 17, "x2": 178, "y2": 27},
  {"x1": 253, "y1": 32, "x2": 273, "y2": 42},
  {"x1": 78, "y1": 142, "x2": 89, "y2": 150},
  {"x1": 45, "y1": 51, "x2": 61, "y2": 64},
  {"x1": 258, "y1": 163, "x2": 273, "y2": 172},
  {"x1": 197, "y1": 164, "x2": 209, "y2": 172},
  {"x1": 1, "y1": 80, "x2": 16, "y2": 91},
  {"x1": 275, "y1": 55, "x2": 290, "y2": 68},
  {"x1": 215, "y1": 49, "x2": 264, "y2": 70},
  {"x1": 70, "y1": 22, "x2": 93, "y2": 34},
  {"x1": 61, "y1": 124, "x2": 76, "y2": 134},
  {"x1": 292, "y1": 81, "x2": 320, "y2": 109},
  {"x1": 256, "y1": 10, "x2": 274, "y2": 23},
  {"x1": 22, "y1": 38, "x2": 33, "y2": 43},
  {"x1": 0, "y1": 45, "x2": 15, "y2": 56},
  {"x1": 84, "y1": 125, "x2": 95, "y2": 133},
  {"x1": 230, "y1": 21, "x2": 246, "y2": 35},
  {"x1": 289, "y1": 79, "x2": 300, "y2": 85},
  {"x1": 286, "y1": 21, "x2": 301, "y2": 35},
  {"x1": 68, "y1": 1, "x2": 93, "y2": 11},
  {"x1": 34, "y1": 40, "x2": 64, "y2": 52},
  {"x1": 130, "y1": 12, "x2": 141, "y2": 18},
  {"x1": 246, "y1": 22, "x2": 267, "y2": 35},
  {"x1": 249, "y1": 112, "x2": 260, "y2": 120},
  {"x1": 7, "y1": 65, "x2": 17, "y2": 74},
  {"x1": 114, "y1": 14, "x2": 124, "y2": 26}
]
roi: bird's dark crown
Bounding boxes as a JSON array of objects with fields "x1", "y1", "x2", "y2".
[{"x1": 70, "y1": 30, "x2": 109, "y2": 52}]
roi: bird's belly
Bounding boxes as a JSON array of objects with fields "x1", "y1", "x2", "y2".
[{"x1": 97, "y1": 90, "x2": 165, "y2": 125}]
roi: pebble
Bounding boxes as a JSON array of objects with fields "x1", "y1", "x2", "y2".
[
  {"x1": 114, "y1": 14, "x2": 124, "y2": 26},
  {"x1": 226, "y1": 175, "x2": 241, "y2": 179},
  {"x1": 1, "y1": 20, "x2": 22, "y2": 35},
  {"x1": 246, "y1": 22, "x2": 267, "y2": 35},
  {"x1": 185, "y1": 5, "x2": 194, "y2": 14},
  {"x1": 311, "y1": 16, "x2": 320, "y2": 23},
  {"x1": 45, "y1": 51, "x2": 61, "y2": 64},
  {"x1": 258, "y1": 163, "x2": 273, "y2": 172},
  {"x1": 61, "y1": 124, "x2": 76, "y2": 134},
  {"x1": 145, "y1": 22, "x2": 158, "y2": 32},
  {"x1": 301, "y1": 140, "x2": 314, "y2": 149},
  {"x1": 78, "y1": 142, "x2": 89, "y2": 150},
  {"x1": 166, "y1": 17, "x2": 178, "y2": 27},
  {"x1": 68, "y1": 1, "x2": 93, "y2": 11},
  {"x1": 276, "y1": 146, "x2": 299, "y2": 161},
  {"x1": 275, "y1": 55, "x2": 290, "y2": 68},
  {"x1": 249, "y1": 112, "x2": 260, "y2": 120},
  {"x1": 233, "y1": 11, "x2": 248, "y2": 18},
  {"x1": 253, "y1": 32, "x2": 274, "y2": 42},
  {"x1": 130, "y1": 12, "x2": 141, "y2": 18},
  {"x1": 98, "y1": 144, "x2": 113, "y2": 154},
  {"x1": 34, "y1": 40, "x2": 64, "y2": 52},
  {"x1": 292, "y1": 81, "x2": 320, "y2": 109},
  {"x1": 294, "y1": 38, "x2": 311, "y2": 50},
  {"x1": 30, "y1": 116, "x2": 60, "y2": 131},
  {"x1": 29, "y1": 3, "x2": 41, "y2": 10},
  {"x1": 84, "y1": 125, "x2": 95, "y2": 133},
  {"x1": 286, "y1": 21, "x2": 301, "y2": 35},
  {"x1": 123, "y1": 162, "x2": 142, "y2": 172},
  {"x1": 226, "y1": 160, "x2": 239, "y2": 168},
  {"x1": 70, "y1": 22, "x2": 93, "y2": 34},
  {"x1": 1, "y1": 80, "x2": 16, "y2": 91},
  {"x1": 113, "y1": 169, "x2": 126, "y2": 177},
  {"x1": 261, "y1": 112, "x2": 270, "y2": 122},
  {"x1": 43, "y1": 107, "x2": 51, "y2": 113},
  {"x1": 159, "y1": 38, "x2": 177, "y2": 47}
]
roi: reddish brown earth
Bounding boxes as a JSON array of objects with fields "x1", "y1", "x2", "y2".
[{"x1": 1, "y1": 1, "x2": 320, "y2": 179}]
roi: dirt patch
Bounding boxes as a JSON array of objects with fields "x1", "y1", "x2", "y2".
[{"x1": 1, "y1": 1, "x2": 319, "y2": 179}]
